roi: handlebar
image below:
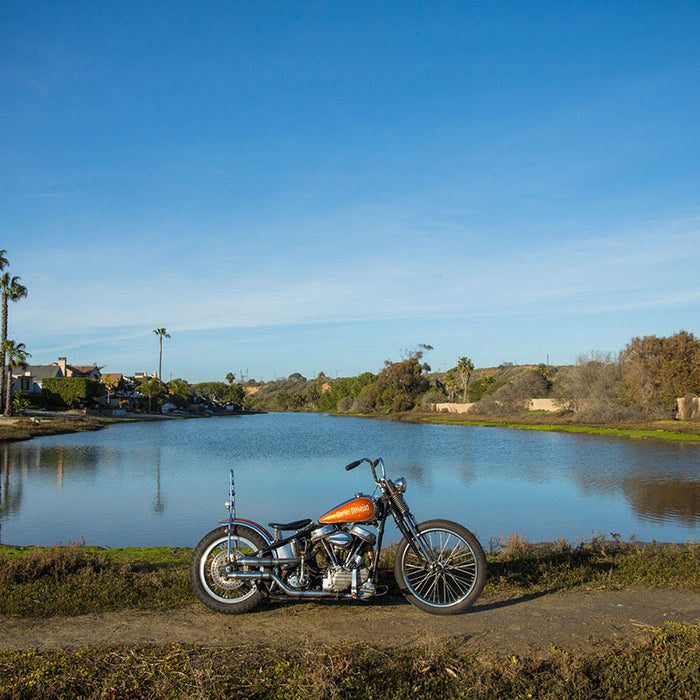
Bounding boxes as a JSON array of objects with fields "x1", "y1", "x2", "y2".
[{"x1": 344, "y1": 457, "x2": 385, "y2": 481}]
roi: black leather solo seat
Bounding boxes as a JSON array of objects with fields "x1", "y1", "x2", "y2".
[{"x1": 268, "y1": 518, "x2": 312, "y2": 531}]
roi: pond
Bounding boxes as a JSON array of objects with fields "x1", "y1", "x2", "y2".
[{"x1": 1, "y1": 413, "x2": 698, "y2": 547}]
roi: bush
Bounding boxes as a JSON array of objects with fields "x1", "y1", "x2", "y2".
[
  {"x1": 472, "y1": 371, "x2": 550, "y2": 414},
  {"x1": 419, "y1": 390, "x2": 446, "y2": 412},
  {"x1": 41, "y1": 378, "x2": 105, "y2": 409},
  {"x1": 336, "y1": 397, "x2": 353, "y2": 413}
]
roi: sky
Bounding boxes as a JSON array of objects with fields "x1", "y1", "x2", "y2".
[{"x1": 2, "y1": 1, "x2": 699, "y2": 383}]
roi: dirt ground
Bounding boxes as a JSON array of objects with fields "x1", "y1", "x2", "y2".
[{"x1": 2, "y1": 587, "x2": 698, "y2": 656}]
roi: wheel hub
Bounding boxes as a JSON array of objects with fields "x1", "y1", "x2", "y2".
[{"x1": 210, "y1": 551, "x2": 246, "y2": 590}]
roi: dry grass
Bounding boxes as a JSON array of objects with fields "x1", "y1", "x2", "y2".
[
  {"x1": 1, "y1": 625, "x2": 699, "y2": 699},
  {"x1": 0, "y1": 417, "x2": 104, "y2": 443}
]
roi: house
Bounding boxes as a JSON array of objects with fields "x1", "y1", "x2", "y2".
[
  {"x1": 11, "y1": 357, "x2": 103, "y2": 395},
  {"x1": 11, "y1": 364, "x2": 64, "y2": 395},
  {"x1": 50, "y1": 357, "x2": 102, "y2": 381}
]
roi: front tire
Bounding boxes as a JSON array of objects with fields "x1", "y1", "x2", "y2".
[
  {"x1": 190, "y1": 525, "x2": 267, "y2": 614},
  {"x1": 394, "y1": 519, "x2": 486, "y2": 615}
]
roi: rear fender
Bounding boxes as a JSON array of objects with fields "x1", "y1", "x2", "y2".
[{"x1": 220, "y1": 518, "x2": 274, "y2": 546}]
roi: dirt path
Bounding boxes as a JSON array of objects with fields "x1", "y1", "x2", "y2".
[{"x1": 2, "y1": 588, "x2": 698, "y2": 656}]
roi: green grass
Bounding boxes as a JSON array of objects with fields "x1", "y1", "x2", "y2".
[
  {"x1": 405, "y1": 413, "x2": 700, "y2": 442},
  {"x1": 1, "y1": 537, "x2": 698, "y2": 618},
  {"x1": 1, "y1": 625, "x2": 699, "y2": 699},
  {"x1": 0, "y1": 544, "x2": 193, "y2": 617},
  {"x1": 486, "y1": 534, "x2": 700, "y2": 594}
]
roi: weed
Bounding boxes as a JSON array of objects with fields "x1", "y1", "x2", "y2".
[
  {"x1": 1, "y1": 538, "x2": 698, "y2": 619},
  {"x1": 1, "y1": 626, "x2": 699, "y2": 699}
]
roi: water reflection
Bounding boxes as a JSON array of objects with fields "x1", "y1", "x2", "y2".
[
  {"x1": 0, "y1": 444, "x2": 23, "y2": 543},
  {"x1": 0, "y1": 414, "x2": 698, "y2": 546},
  {"x1": 622, "y1": 477, "x2": 700, "y2": 525},
  {"x1": 153, "y1": 451, "x2": 165, "y2": 514}
]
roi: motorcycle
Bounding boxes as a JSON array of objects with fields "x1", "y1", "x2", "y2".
[{"x1": 190, "y1": 457, "x2": 486, "y2": 615}]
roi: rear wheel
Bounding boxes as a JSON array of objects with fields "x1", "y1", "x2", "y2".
[
  {"x1": 394, "y1": 519, "x2": 486, "y2": 615},
  {"x1": 190, "y1": 525, "x2": 267, "y2": 614}
]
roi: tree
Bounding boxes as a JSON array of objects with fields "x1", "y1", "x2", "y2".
[
  {"x1": 442, "y1": 373, "x2": 460, "y2": 402},
  {"x1": 102, "y1": 375, "x2": 119, "y2": 406},
  {"x1": 167, "y1": 378, "x2": 193, "y2": 407},
  {"x1": 620, "y1": 331, "x2": 700, "y2": 412},
  {"x1": 225, "y1": 372, "x2": 236, "y2": 385},
  {"x1": 1, "y1": 271, "x2": 28, "y2": 409},
  {"x1": 372, "y1": 344, "x2": 432, "y2": 412},
  {"x1": 153, "y1": 328, "x2": 170, "y2": 380},
  {"x1": 3, "y1": 340, "x2": 30, "y2": 416},
  {"x1": 192, "y1": 381, "x2": 245, "y2": 408},
  {"x1": 457, "y1": 357, "x2": 474, "y2": 402},
  {"x1": 138, "y1": 376, "x2": 167, "y2": 413},
  {"x1": 553, "y1": 352, "x2": 628, "y2": 420}
]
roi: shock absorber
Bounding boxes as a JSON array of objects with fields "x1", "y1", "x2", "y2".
[{"x1": 388, "y1": 482, "x2": 410, "y2": 515}]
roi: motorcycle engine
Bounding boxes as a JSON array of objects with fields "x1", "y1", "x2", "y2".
[
  {"x1": 305, "y1": 523, "x2": 376, "y2": 593},
  {"x1": 322, "y1": 566, "x2": 370, "y2": 593}
]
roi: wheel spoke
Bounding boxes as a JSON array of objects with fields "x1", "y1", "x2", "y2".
[
  {"x1": 401, "y1": 526, "x2": 483, "y2": 609},
  {"x1": 201, "y1": 537, "x2": 260, "y2": 603}
]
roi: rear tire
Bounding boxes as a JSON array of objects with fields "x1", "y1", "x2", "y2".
[
  {"x1": 190, "y1": 525, "x2": 267, "y2": 614},
  {"x1": 394, "y1": 519, "x2": 486, "y2": 615}
]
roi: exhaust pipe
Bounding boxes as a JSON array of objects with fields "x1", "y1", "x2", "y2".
[{"x1": 234, "y1": 556, "x2": 299, "y2": 567}]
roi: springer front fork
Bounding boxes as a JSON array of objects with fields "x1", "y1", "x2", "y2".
[{"x1": 395, "y1": 510, "x2": 435, "y2": 564}]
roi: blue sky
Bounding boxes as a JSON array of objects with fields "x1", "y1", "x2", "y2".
[{"x1": 2, "y1": 1, "x2": 699, "y2": 382}]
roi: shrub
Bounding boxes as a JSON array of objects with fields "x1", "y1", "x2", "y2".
[
  {"x1": 41, "y1": 378, "x2": 105, "y2": 409},
  {"x1": 419, "y1": 390, "x2": 446, "y2": 412}
]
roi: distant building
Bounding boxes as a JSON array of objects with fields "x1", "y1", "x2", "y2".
[
  {"x1": 11, "y1": 357, "x2": 103, "y2": 395},
  {"x1": 50, "y1": 357, "x2": 102, "y2": 381}
]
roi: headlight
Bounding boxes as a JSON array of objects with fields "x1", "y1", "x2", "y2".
[{"x1": 394, "y1": 477, "x2": 407, "y2": 493}]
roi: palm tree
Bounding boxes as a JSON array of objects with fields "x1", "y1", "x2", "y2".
[
  {"x1": 3, "y1": 340, "x2": 30, "y2": 416},
  {"x1": 153, "y1": 328, "x2": 170, "y2": 380},
  {"x1": 457, "y1": 356, "x2": 474, "y2": 402},
  {"x1": 1, "y1": 273, "x2": 28, "y2": 408},
  {"x1": 138, "y1": 376, "x2": 166, "y2": 413}
]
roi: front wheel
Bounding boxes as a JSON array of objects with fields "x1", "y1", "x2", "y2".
[
  {"x1": 190, "y1": 525, "x2": 267, "y2": 614},
  {"x1": 394, "y1": 519, "x2": 486, "y2": 615}
]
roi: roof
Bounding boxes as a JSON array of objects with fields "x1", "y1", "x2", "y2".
[
  {"x1": 70, "y1": 365, "x2": 100, "y2": 373},
  {"x1": 12, "y1": 365, "x2": 63, "y2": 380}
]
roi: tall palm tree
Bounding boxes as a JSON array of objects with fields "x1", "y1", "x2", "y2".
[
  {"x1": 153, "y1": 328, "x2": 171, "y2": 380},
  {"x1": 457, "y1": 356, "x2": 474, "y2": 402},
  {"x1": 0, "y1": 253, "x2": 8, "y2": 411},
  {"x1": 1, "y1": 274, "x2": 28, "y2": 409},
  {"x1": 3, "y1": 340, "x2": 30, "y2": 416}
]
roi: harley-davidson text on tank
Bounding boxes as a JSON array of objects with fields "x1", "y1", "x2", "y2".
[{"x1": 318, "y1": 495, "x2": 377, "y2": 524}]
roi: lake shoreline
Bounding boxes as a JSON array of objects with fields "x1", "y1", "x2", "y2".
[
  {"x1": 2, "y1": 409, "x2": 700, "y2": 449},
  {"x1": 0, "y1": 409, "x2": 265, "y2": 444},
  {"x1": 389, "y1": 410, "x2": 700, "y2": 442}
]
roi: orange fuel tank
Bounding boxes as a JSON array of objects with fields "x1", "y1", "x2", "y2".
[{"x1": 319, "y1": 496, "x2": 377, "y2": 524}]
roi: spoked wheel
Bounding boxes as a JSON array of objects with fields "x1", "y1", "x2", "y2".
[
  {"x1": 394, "y1": 519, "x2": 486, "y2": 615},
  {"x1": 190, "y1": 525, "x2": 267, "y2": 614}
]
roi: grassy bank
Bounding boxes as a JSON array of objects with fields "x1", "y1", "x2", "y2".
[
  {"x1": 398, "y1": 411, "x2": 700, "y2": 442},
  {"x1": 1, "y1": 537, "x2": 698, "y2": 618},
  {"x1": 0, "y1": 417, "x2": 104, "y2": 444},
  {"x1": 2, "y1": 624, "x2": 699, "y2": 699},
  {"x1": 4, "y1": 411, "x2": 700, "y2": 446},
  {"x1": 2, "y1": 539, "x2": 699, "y2": 698}
]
